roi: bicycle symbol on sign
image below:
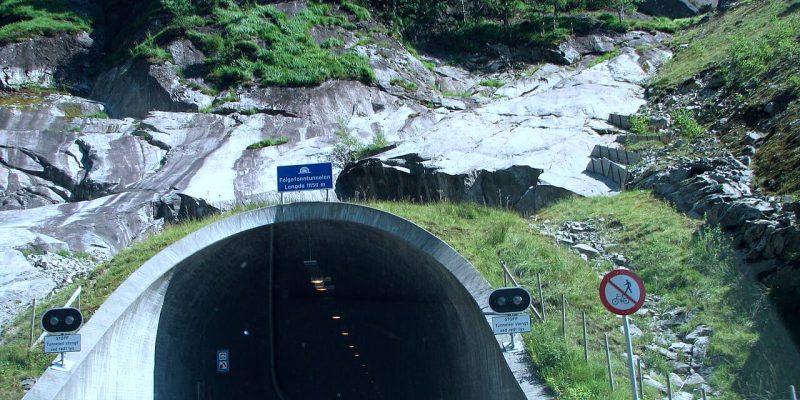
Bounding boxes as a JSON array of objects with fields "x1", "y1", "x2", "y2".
[{"x1": 611, "y1": 293, "x2": 630, "y2": 306}]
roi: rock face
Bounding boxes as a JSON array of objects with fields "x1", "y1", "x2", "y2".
[
  {"x1": 336, "y1": 157, "x2": 547, "y2": 211},
  {"x1": 0, "y1": 32, "x2": 94, "y2": 92},
  {"x1": 1, "y1": 30, "x2": 672, "y2": 334},
  {"x1": 91, "y1": 59, "x2": 214, "y2": 118},
  {"x1": 337, "y1": 34, "x2": 672, "y2": 211},
  {"x1": 633, "y1": 147, "x2": 799, "y2": 264},
  {"x1": 639, "y1": 0, "x2": 718, "y2": 18}
]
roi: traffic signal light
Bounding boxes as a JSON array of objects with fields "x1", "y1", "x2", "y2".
[
  {"x1": 41, "y1": 307, "x2": 83, "y2": 333},
  {"x1": 488, "y1": 287, "x2": 531, "y2": 314}
]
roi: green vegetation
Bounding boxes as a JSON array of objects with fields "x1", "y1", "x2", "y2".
[
  {"x1": 320, "y1": 37, "x2": 345, "y2": 49},
  {"x1": 586, "y1": 47, "x2": 620, "y2": 68},
  {"x1": 130, "y1": 32, "x2": 173, "y2": 64},
  {"x1": 653, "y1": 0, "x2": 800, "y2": 89},
  {"x1": 538, "y1": 192, "x2": 800, "y2": 398},
  {"x1": 341, "y1": 0, "x2": 371, "y2": 21},
  {"x1": 442, "y1": 90, "x2": 473, "y2": 98},
  {"x1": 329, "y1": 120, "x2": 390, "y2": 168},
  {"x1": 83, "y1": 111, "x2": 109, "y2": 119},
  {"x1": 0, "y1": 0, "x2": 90, "y2": 43},
  {"x1": 671, "y1": 108, "x2": 704, "y2": 139},
  {"x1": 124, "y1": 0, "x2": 374, "y2": 88},
  {"x1": 647, "y1": 0, "x2": 800, "y2": 196},
  {"x1": 628, "y1": 114, "x2": 653, "y2": 135},
  {"x1": 245, "y1": 136, "x2": 289, "y2": 150},
  {"x1": 479, "y1": 79, "x2": 505, "y2": 88},
  {"x1": 389, "y1": 78, "x2": 418, "y2": 91}
]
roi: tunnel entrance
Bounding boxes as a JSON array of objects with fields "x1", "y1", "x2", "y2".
[
  {"x1": 154, "y1": 217, "x2": 520, "y2": 400},
  {"x1": 26, "y1": 203, "x2": 527, "y2": 400}
]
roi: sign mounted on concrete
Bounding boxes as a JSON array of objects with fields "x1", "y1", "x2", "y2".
[
  {"x1": 44, "y1": 334, "x2": 81, "y2": 353},
  {"x1": 599, "y1": 269, "x2": 646, "y2": 316},
  {"x1": 277, "y1": 162, "x2": 333, "y2": 192},
  {"x1": 491, "y1": 315, "x2": 531, "y2": 335},
  {"x1": 217, "y1": 349, "x2": 230, "y2": 373}
]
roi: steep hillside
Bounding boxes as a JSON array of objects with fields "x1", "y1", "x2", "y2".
[
  {"x1": 2, "y1": 0, "x2": 800, "y2": 399},
  {"x1": 651, "y1": 0, "x2": 800, "y2": 196}
]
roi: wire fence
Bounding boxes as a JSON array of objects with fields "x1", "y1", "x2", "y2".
[{"x1": 498, "y1": 260, "x2": 799, "y2": 400}]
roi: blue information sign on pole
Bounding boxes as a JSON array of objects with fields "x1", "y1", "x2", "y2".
[{"x1": 277, "y1": 162, "x2": 333, "y2": 192}]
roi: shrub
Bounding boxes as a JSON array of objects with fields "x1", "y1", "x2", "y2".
[
  {"x1": 246, "y1": 137, "x2": 289, "y2": 150},
  {"x1": 390, "y1": 78, "x2": 418, "y2": 91},
  {"x1": 629, "y1": 114, "x2": 653, "y2": 135},
  {"x1": 479, "y1": 79, "x2": 505, "y2": 88},
  {"x1": 671, "y1": 108, "x2": 704, "y2": 139}
]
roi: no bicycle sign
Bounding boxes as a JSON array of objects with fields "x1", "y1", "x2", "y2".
[{"x1": 599, "y1": 269, "x2": 645, "y2": 316}]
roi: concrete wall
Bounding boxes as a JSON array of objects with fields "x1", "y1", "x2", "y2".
[{"x1": 25, "y1": 203, "x2": 544, "y2": 400}]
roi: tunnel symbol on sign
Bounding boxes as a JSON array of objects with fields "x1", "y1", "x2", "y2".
[
  {"x1": 299, "y1": 167, "x2": 311, "y2": 174},
  {"x1": 217, "y1": 361, "x2": 229, "y2": 373}
]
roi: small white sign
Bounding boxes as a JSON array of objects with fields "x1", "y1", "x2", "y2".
[
  {"x1": 492, "y1": 315, "x2": 531, "y2": 335},
  {"x1": 44, "y1": 334, "x2": 81, "y2": 353}
]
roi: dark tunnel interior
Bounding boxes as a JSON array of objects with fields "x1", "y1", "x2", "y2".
[{"x1": 153, "y1": 220, "x2": 523, "y2": 400}]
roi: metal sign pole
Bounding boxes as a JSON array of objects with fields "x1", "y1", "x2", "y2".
[
  {"x1": 790, "y1": 385, "x2": 797, "y2": 400},
  {"x1": 623, "y1": 315, "x2": 640, "y2": 400}
]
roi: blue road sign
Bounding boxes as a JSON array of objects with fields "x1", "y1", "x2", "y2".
[
  {"x1": 217, "y1": 349, "x2": 229, "y2": 373},
  {"x1": 277, "y1": 162, "x2": 333, "y2": 192}
]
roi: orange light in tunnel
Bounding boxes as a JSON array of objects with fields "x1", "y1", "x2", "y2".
[{"x1": 341, "y1": 331, "x2": 349, "y2": 336}]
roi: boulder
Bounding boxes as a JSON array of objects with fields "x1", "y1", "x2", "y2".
[
  {"x1": 92, "y1": 59, "x2": 213, "y2": 118},
  {"x1": 154, "y1": 193, "x2": 220, "y2": 223},
  {"x1": 684, "y1": 325, "x2": 714, "y2": 342},
  {"x1": 684, "y1": 373, "x2": 707, "y2": 387},
  {"x1": 0, "y1": 32, "x2": 94, "y2": 92},
  {"x1": 639, "y1": 0, "x2": 718, "y2": 18},
  {"x1": 335, "y1": 156, "x2": 545, "y2": 212},
  {"x1": 573, "y1": 243, "x2": 601, "y2": 258}
]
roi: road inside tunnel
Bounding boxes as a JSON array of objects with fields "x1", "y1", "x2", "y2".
[{"x1": 153, "y1": 218, "x2": 523, "y2": 400}]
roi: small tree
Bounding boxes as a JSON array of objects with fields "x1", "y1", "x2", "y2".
[{"x1": 608, "y1": 0, "x2": 642, "y2": 24}]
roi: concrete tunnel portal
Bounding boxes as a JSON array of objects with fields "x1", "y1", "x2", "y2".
[{"x1": 25, "y1": 203, "x2": 530, "y2": 400}]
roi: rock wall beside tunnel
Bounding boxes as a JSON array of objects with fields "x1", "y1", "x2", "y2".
[{"x1": 335, "y1": 155, "x2": 574, "y2": 214}]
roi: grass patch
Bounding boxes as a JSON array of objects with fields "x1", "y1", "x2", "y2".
[
  {"x1": 671, "y1": 108, "x2": 704, "y2": 139},
  {"x1": 123, "y1": 1, "x2": 374, "y2": 89},
  {"x1": 442, "y1": 91, "x2": 473, "y2": 98},
  {"x1": 653, "y1": 0, "x2": 800, "y2": 89},
  {"x1": 82, "y1": 111, "x2": 109, "y2": 119},
  {"x1": 340, "y1": 0, "x2": 371, "y2": 21},
  {"x1": 245, "y1": 136, "x2": 289, "y2": 150},
  {"x1": 389, "y1": 78, "x2": 418, "y2": 91},
  {"x1": 479, "y1": 79, "x2": 505, "y2": 88},
  {"x1": 628, "y1": 114, "x2": 654, "y2": 135},
  {"x1": 0, "y1": 0, "x2": 91, "y2": 43},
  {"x1": 538, "y1": 191, "x2": 800, "y2": 398},
  {"x1": 320, "y1": 37, "x2": 344, "y2": 49},
  {"x1": 586, "y1": 47, "x2": 621, "y2": 68}
]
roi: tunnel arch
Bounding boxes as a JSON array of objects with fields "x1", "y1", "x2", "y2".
[{"x1": 25, "y1": 203, "x2": 531, "y2": 400}]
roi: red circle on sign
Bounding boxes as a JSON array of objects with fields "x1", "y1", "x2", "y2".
[{"x1": 599, "y1": 269, "x2": 646, "y2": 315}]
